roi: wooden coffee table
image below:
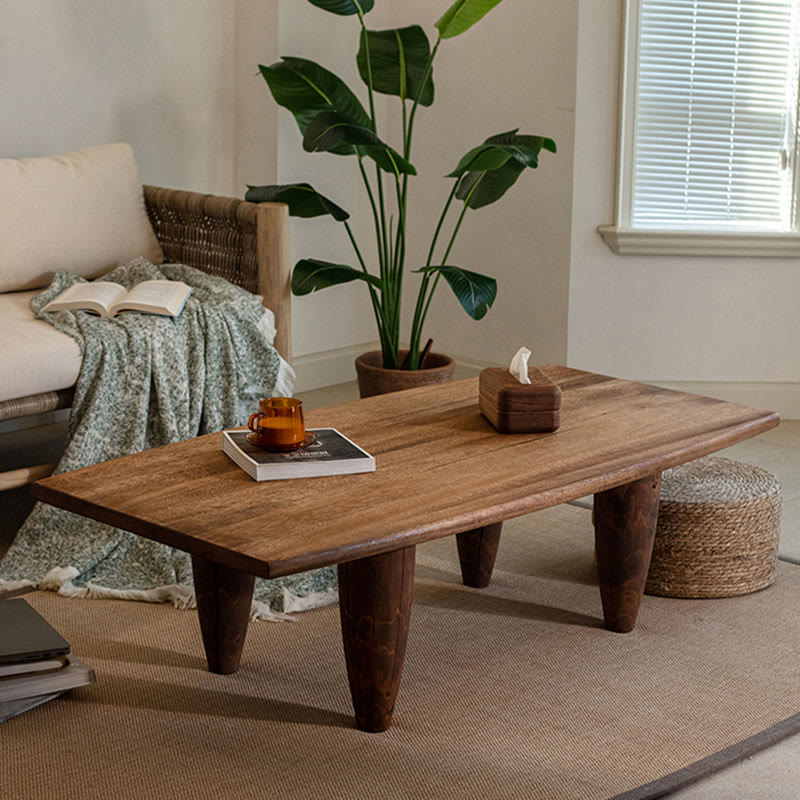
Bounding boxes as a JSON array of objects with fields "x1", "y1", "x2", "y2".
[{"x1": 32, "y1": 366, "x2": 778, "y2": 732}]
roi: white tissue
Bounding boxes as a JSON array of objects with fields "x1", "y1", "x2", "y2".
[{"x1": 509, "y1": 347, "x2": 532, "y2": 384}]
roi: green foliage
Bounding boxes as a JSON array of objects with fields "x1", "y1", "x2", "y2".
[
  {"x1": 303, "y1": 111, "x2": 417, "y2": 175},
  {"x1": 450, "y1": 130, "x2": 558, "y2": 209},
  {"x1": 292, "y1": 259, "x2": 382, "y2": 295},
  {"x1": 435, "y1": 0, "x2": 505, "y2": 39},
  {"x1": 259, "y1": 58, "x2": 372, "y2": 156},
  {"x1": 416, "y1": 266, "x2": 497, "y2": 320},
  {"x1": 357, "y1": 26, "x2": 434, "y2": 105},
  {"x1": 245, "y1": 184, "x2": 350, "y2": 221},
  {"x1": 456, "y1": 160, "x2": 525, "y2": 209},
  {"x1": 253, "y1": 0, "x2": 555, "y2": 369},
  {"x1": 306, "y1": 0, "x2": 374, "y2": 16}
]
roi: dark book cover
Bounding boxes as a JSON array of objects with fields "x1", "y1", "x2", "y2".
[
  {"x1": 227, "y1": 428, "x2": 372, "y2": 464},
  {"x1": 222, "y1": 428, "x2": 375, "y2": 481}
]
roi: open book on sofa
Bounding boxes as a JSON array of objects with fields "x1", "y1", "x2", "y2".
[{"x1": 42, "y1": 280, "x2": 192, "y2": 318}]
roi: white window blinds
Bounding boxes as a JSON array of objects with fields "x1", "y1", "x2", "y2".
[{"x1": 632, "y1": 0, "x2": 800, "y2": 230}]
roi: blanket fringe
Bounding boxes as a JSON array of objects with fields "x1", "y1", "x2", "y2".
[
  {"x1": 2, "y1": 566, "x2": 339, "y2": 623},
  {"x1": 282, "y1": 586, "x2": 339, "y2": 613}
]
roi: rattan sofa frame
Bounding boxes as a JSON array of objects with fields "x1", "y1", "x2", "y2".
[{"x1": 0, "y1": 185, "x2": 291, "y2": 491}]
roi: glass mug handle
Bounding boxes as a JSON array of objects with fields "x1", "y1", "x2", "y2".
[{"x1": 249, "y1": 405, "x2": 279, "y2": 433}]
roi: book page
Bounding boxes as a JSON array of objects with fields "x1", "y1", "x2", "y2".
[
  {"x1": 111, "y1": 280, "x2": 191, "y2": 317},
  {"x1": 41, "y1": 282, "x2": 126, "y2": 316}
]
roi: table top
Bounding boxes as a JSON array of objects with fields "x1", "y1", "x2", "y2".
[{"x1": 32, "y1": 366, "x2": 779, "y2": 579}]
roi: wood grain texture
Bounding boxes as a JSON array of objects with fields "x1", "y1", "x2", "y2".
[
  {"x1": 31, "y1": 367, "x2": 779, "y2": 580},
  {"x1": 0, "y1": 462, "x2": 55, "y2": 492},
  {"x1": 594, "y1": 474, "x2": 661, "y2": 633},
  {"x1": 191, "y1": 555, "x2": 255, "y2": 674},
  {"x1": 256, "y1": 203, "x2": 291, "y2": 362},
  {"x1": 338, "y1": 546, "x2": 415, "y2": 732},
  {"x1": 456, "y1": 523, "x2": 503, "y2": 588}
]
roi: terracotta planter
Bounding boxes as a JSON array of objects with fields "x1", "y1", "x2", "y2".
[{"x1": 355, "y1": 350, "x2": 455, "y2": 398}]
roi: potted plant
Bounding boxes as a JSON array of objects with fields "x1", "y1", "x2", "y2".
[{"x1": 247, "y1": 0, "x2": 556, "y2": 397}]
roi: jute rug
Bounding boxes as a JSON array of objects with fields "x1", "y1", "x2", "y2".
[{"x1": 3, "y1": 504, "x2": 800, "y2": 800}]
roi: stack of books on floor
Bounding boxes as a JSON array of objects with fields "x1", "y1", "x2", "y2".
[{"x1": 0, "y1": 598, "x2": 95, "y2": 723}]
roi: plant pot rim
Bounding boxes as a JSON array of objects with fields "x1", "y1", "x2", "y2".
[{"x1": 355, "y1": 350, "x2": 454, "y2": 375}]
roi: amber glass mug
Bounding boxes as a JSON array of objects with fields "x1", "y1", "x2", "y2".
[{"x1": 247, "y1": 397, "x2": 306, "y2": 451}]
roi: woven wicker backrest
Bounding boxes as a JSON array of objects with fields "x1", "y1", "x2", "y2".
[{"x1": 144, "y1": 186, "x2": 291, "y2": 360}]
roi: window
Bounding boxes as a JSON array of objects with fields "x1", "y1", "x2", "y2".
[{"x1": 599, "y1": 0, "x2": 800, "y2": 256}]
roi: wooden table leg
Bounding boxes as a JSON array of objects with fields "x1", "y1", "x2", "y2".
[
  {"x1": 191, "y1": 555, "x2": 255, "y2": 674},
  {"x1": 338, "y1": 546, "x2": 415, "y2": 733},
  {"x1": 594, "y1": 473, "x2": 661, "y2": 633},
  {"x1": 456, "y1": 522, "x2": 503, "y2": 588}
]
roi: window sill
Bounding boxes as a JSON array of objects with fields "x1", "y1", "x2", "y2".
[{"x1": 597, "y1": 226, "x2": 800, "y2": 257}]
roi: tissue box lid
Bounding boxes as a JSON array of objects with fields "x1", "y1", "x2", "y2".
[{"x1": 479, "y1": 367, "x2": 561, "y2": 434}]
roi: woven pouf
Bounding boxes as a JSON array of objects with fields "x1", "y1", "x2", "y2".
[{"x1": 645, "y1": 456, "x2": 781, "y2": 598}]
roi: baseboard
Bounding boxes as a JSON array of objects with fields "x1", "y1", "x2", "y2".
[
  {"x1": 292, "y1": 342, "x2": 380, "y2": 393},
  {"x1": 650, "y1": 381, "x2": 800, "y2": 420}
]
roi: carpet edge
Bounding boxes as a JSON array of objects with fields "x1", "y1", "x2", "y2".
[{"x1": 610, "y1": 711, "x2": 800, "y2": 800}]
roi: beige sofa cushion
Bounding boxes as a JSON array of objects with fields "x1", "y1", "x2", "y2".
[
  {"x1": 0, "y1": 290, "x2": 82, "y2": 403},
  {"x1": 0, "y1": 143, "x2": 163, "y2": 293}
]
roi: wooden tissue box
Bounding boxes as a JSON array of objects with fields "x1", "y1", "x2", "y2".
[{"x1": 479, "y1": 367, "x2": 561, "y2": 434}]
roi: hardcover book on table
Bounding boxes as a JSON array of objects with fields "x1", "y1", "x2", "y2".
[{"x1": 222, "y1": 428, "x2": 375, "y2": 481}]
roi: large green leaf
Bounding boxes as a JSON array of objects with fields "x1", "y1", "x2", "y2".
[
  {"x1": 306, "y1": 0, "x2": 374, "y2": 15},
  {"x1": 259, "y1": 57, "x2": 371, "y2": 155},
  {"x1": 245, "y1": 184, "x2": 350, "y2": 221},
  {"x1": 292, "y1": 259, "x2": 382, "y2": 296},
  {"x1": 446, "y1": 145, "x2": 515, "y2": 178},
  {"x1": 303, "y1": 111, "x2": 417, "y2": 175},
  {"x1": 435, "y1": 0, "x2": 504, "y2": 39},
  {"x1": 357, "y1": 26, "x2": 434, "y2": 106},
  {"x1": 447, "y1": 129, "x2": 557, "y2": 177},
  {"x1": 416, "y1": 266, "x2": 497, "y2": 320},
  {"x1": 484, "y1": 129, "x2": 557, "y2": 162},
  {"x1": 456, "y1": 159, "x2": 525, "y2": 209},
  {"x1": 450, "y1": 129, "x2": 557, "y2": 208}
]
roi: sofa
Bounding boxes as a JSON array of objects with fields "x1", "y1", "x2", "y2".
[{"x1": 0, "y1": 144, "x2": 291, "y2": 491}]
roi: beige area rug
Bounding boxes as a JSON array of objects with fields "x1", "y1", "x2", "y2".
[{"x1": 3, "y1": 504, "x2": 800, "y2": 800}]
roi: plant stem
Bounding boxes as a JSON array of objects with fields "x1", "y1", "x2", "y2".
[
  {"x1": 345, "y1": 220, "x2": 388, "y2": 353},
  {"x1": 405, "y1": 38, "x2": 440, "y2": 157},
  {"x1": 358, "y1": 11, "x2": 393, "y2": 363},
  {"x1": 412, "y1": 177, "x2": 486, "y2": 362},
  {"x1": 408, "y1": 181, "x2": 459, "y2": 366}
]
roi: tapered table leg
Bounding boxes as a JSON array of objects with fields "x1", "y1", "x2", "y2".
[
  {"x1": 594, "y1": 473, "x2": 661, "y2": 633},
  {"x1": 338, "y1": 546, "x2": 415, "y2": 733},
  {"x1": 191, "y1": 555, "x2": 255, "y2": 674},
  {"x1": 456, "y1": 522, "x2": 503, "y2": 588}
]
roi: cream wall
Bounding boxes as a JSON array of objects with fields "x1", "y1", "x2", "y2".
[
  {"x1": 568, "y1": 0, "x2": 800, "y2": 414},
  {"x1": 272, "y1": 0, "x2": 391, "y2": 359},
  {"x1": 387, "y1": 0, "x2": 577, "y2": 368},
  {"x1": 0, "y1": 0, "x2": 235, "y2": 194}
]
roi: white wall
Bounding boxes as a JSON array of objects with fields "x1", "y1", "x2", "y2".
[
  {"x1": 387, "y1": 0, "x2": 577, "y2": 367},
  {"x1": 569, "y1": 1, "x2": 800, "y2": 397},
  {"x1": 0, "y1": 0, "x2": 235, "y2": 194},
  {"x1": 272, "y1": 0, "x2": 391, "y2": 359}
]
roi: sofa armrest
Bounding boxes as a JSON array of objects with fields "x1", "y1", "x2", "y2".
[{"x1": 143, "y1": 185, "x2": 291, "y2": 361}]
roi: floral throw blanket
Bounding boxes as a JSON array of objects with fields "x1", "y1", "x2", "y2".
[{"x1": 0, "y1": 259, "x2": 337, "y2": 620}]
